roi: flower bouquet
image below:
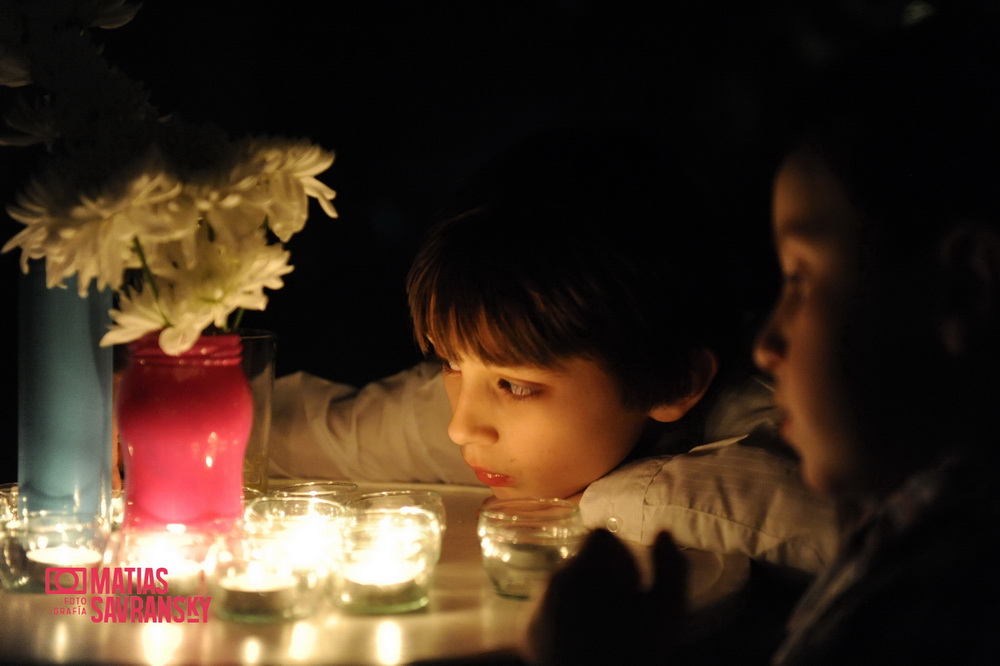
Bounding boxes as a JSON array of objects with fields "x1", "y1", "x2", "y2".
[
  {"x1": 1, "y1": 0, "x2": 337, "y2": 354},
  {"x1": 0, "y1": 0, "x2": 336, "y2": 544}
]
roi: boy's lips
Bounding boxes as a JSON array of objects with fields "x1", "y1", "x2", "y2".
[{"x1": 471, "y1": 467, "x2": 515, "y2": 487}]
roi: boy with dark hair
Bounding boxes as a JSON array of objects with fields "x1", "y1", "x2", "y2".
[{"x1": 270, "y1": 130, "x2": 837, "y2": 575}]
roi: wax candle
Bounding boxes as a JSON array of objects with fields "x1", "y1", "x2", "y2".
[
  {"x1": 26, "y1": 545, "x2": 103, "y2": 593},
  {"x1": 26, "y1": 545, "x2": 104, "y2": 567},
  {"x1": 218, "y1": 566, "x2": 299, "y2": 619},
  {"x1": 110, "y1": 534, "x2": 207, "y2": 596},
  {"x1": 337, "y1": 517, "x2": 437, "y2": 614},
  {"x1": 342, "y1": 548, "x2": 423, "y2": 587}
]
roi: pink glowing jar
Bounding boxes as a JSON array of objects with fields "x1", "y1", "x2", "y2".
[{"x1": 117, "y1": 333, "x2": 252, "y2": 533}]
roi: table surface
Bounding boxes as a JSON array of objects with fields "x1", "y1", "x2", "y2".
[{"x1": 0, "y1": 481, "x2": 750, "y2": 665}]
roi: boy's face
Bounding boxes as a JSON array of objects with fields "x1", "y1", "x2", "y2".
[
  {"x1": 440, "y1": 354, "x2": 651, "y2": 500},
  {"x1": 754, "y1": 150, "x2": 872, "y2": 495}
]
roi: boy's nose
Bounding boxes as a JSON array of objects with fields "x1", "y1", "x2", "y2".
[
  {"x1": 447, "y1": 389, "x2": 499, "y2": 447},
  {"x1": 753, "y1": 313, "x2": 786, "y2": 376}
]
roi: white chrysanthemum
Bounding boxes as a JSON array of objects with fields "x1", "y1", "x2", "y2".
[
  {"x1": 102, "y1": 225, "x2": 294, "y2": 354},
  {"x1": 2, "y1": 161, "x2": 197, "y2": 295},
  {"x1": 1, "y1": 1, "x2": 336, "y2": 356},
  {"x1": 239, "y1": 138, "x2": 338, "y2": 242},
  {"x1": 99, "y1": 284, "x2": 171, "y2": 348}
]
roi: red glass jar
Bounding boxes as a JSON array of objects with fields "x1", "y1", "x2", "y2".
[{"x1": 117, "y1": 333, "x2": 252, "y2": 533}]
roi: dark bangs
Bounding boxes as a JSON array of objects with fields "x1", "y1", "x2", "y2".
[
  {"x1": 406, "y1": 211, "x2": 606, "y2": 369},
  {"x1": 405, "y1": 129, "x2": 755, "y2": 411}
]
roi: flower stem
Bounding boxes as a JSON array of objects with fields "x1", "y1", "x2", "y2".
[
  {"x1": 224, "y1": 308, "x2": 245, "y2": 333},
  {"x1": 131, "y1": 237, "x2": 172, "y2": 326}
]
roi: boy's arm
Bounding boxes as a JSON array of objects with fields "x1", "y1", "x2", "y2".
[
  {"x1": 578, "y1": 431, "x2": 840, "y2": 574},
  {"x1": 268, "y1": 362, "x2": 478, "y2": 485}
]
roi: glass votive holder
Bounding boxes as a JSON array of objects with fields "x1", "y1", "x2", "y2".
[
  {"x1": 0, "y1": 511, "x2": 109, "y2": 594},
  {"x1": 347, "y1": 491, "x2": 446, "y2": 563},
  {"x1": 104, "y1": 529, "x2": 212, "y2": 596},
  {"x1": 0, "y1": 482, "x2": 18, "y2": 523},
  {"x1": 242, "y1": 497, "x2": 343, "y2": 587},
  {"x1": 335, "y1": 506, "x2": 441, "y2": 614},
  {"x1": 477, "y1": 498, "x2": 588, "y2": 599},
  {"x1": 244, "y1": 496, "x2": 344, "y2": 536},
  {"x1": 242, "y1": 487, "x2": 264, "y2": 507},
  {"x1": 272, "y1": 481, "x2": 359, "y2": 505},
  {"x1": 207, "y1": 528, "x2": 327, "y2": 623},
  {"x1": 110, "y1": 489, "x2": 125, "y2": 532}
]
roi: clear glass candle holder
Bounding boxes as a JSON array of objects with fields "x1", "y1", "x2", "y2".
[
  {"x1": 477, "y1": 498, "x2": 588, "y2": 599},
  {"x1": 271, "y1": 481, "x2": 359, "y2": 505},
  {"x1": 0, "y1": 511, "x2": 109, "y2": 594},
  {"x1": 240, "y1": 497, "x2": 343, "y2": 598},
  {"x1": 207, "y1": 527, "x2": 329, "y2": 623},
  {"x1": 335, "y1": 506, "x2": 441, "y2": 614},
  {"x1": 103, "y1": 529, "x2": 213, "y2": 596},
  {"x1": 347, "y1": 491, "x2": 446, "y2": 562},
  {"x1": 110, "y1": 489, "x2": 124, "y2": 532},
  {"x1": 0, "y1": 482, "x2": 18, "y2": 523},
  {"x1": 241, "y1": 487, "x2": 264, "y2": 507},
  {"x1": 243, "y1": 496, "x2": 344, "y2": 545}
]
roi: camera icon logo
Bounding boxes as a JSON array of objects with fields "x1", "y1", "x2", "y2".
[{"x1": 44, "y1": 567, "x2": 88, "y2": 594}]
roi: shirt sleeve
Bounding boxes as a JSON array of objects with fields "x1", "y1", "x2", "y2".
[
  {"x1": 268, "y1": 362, "x2": 479, "y2": 485},
  {"x1": 579, "y1": 432, "x2": 841, "y2": 574}
]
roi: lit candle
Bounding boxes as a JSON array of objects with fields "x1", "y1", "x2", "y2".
[
  {"x1": 342, "y1": 545, "x2": 423, "y2": 586},
  {"x1": 26, "y1": 545, "x2": 103, "y2": 592},
  {"x1": 337, "y1": 518, "x2": 436, "y2": 613},
  {"x1": 158, "y1": 560, "x2": 203, "y2": 596},
  {"x1": 124, "y1": 538, "x2": 205, "y2": 596},
  {"x1": 27, "y1": 545, "x2": 103, "y2": 567},
  {"x1": 218, "y1": 563, "x2": 299, "y2": 619}
]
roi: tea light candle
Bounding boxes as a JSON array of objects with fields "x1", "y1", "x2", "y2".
[
  {"x1": 26, "y1": 545, "x2": 103, "y2": 567},
  {"x1": 343, "y1": 550, "x2": 424, "y2": 587},
  {"x1": 219, "y1": 565, "x2": 298, "y2": 618},
  {"x1": 26, "y1": 545, "x2": 103, "y2": 592},
  {"x1": 160, "y1": 560, "x2": 204, "y2": 596},
  {"x1": 337, "y1": 518, "x2": 437, "y2": 613},
  {"x1": 123, "y1": 539, "x2": 205, "y2": 596}
]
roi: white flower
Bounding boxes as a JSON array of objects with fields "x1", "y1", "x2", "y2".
[
  {"x1": 0, "y1": 0, "x2": 337, "y2": 355},
  {"x1": 239, "y1": 138, "x2": 338, "y2": 242},
  {"x1": 3, "y1": 155, "x2": 195, "y2": 296},
  {"x1": 101, "y1": 224, "x2": 294, "y2": 354},
  {"x1": 98, "y1": 285, "x2": 171, "y2": 348}
]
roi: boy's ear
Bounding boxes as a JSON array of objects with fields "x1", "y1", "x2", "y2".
[
  {"x1": 938, "y1": 222, "x2": 1000, "y2": 358},
  {"x1": 647, "y1": 349, "x2": 718, "y2": 423}
]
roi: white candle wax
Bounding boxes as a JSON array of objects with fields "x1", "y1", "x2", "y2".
[
  {"x1": 26, "y1": 546, "x2": 103, "y2": 593},
  {"x1": 125, "y1": 538, "x2": 205, "y2": 594},
  {"x1": 161, "y1": 560, "x2": 202, "y2": 593},
  {"x1": 343, "y1": 525, "x2": 427, "y2": 586},
  {"x1": 221, "y1": 571, "x2": 297, "y2": 593},
  {"x1": 343, "y1": 555, "x2": 423, "y2": 586},
  {"x1": 219, "y1": 568, "x2": 299, "y2": 617},
  {"x1": 27, "y1": 545, "x2": 103, "y2": 567}
]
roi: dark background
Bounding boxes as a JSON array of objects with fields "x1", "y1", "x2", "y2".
[{"x1": 0, "y1": 0, "x2": 939, "y2": 479}]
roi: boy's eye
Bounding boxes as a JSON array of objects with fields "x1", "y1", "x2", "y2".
[{"x1": 498, "y1": 379, "x2": 536, "y2": 400}]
